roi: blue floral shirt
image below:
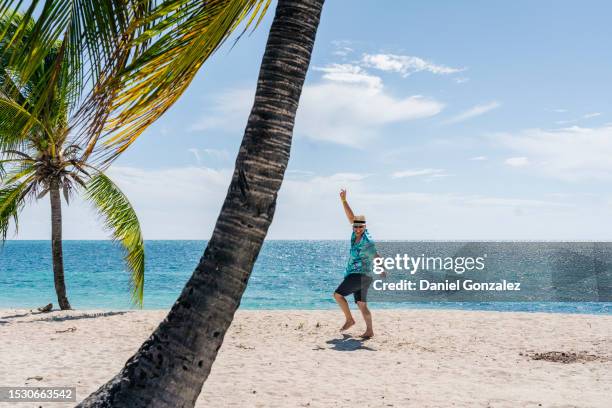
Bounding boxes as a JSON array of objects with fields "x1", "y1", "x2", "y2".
[{"x1": 345, "y1": 229, "x2": 377, "y2": 276}]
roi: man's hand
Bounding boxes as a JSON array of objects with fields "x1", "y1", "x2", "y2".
[{"x1": 340, "y1": 188, "x2": 354, "y2": 223}]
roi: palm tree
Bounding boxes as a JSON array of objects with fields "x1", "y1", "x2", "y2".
[
  {"x1": 2, "y1": 0, "x2": 324, "y2": 404},
  {"x1": 1, "y1": 0, "x2": 275, "y2": 310},
  {"x1": 78, "y1": 0, "x2": 325, "y2": 405},
  {"x1": 0, "y1": 13, "x2": 145, "y2": 308}
]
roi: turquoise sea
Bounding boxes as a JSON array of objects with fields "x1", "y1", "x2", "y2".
[{"x1": 0, "y1": 240, "x2": 610, "y2": 314}]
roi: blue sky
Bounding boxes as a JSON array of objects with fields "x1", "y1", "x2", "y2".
[{"x1": 17, "y1": 0, "x2": 612, "y2": 240}]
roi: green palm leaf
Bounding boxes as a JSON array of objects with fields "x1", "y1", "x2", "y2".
[
  {"x1": 0, "y1": 97, "x2": 49, "y2": 151},
  {"x1": 0, "y1": 177, "x2": 31, "y2": 241},
  {"x1": 2, "y1": 161, "x2": 34, "y2": 184},
  {"x1": 85, "y1": 172, "x2": 145, "y2": 306},
  {"x1": 2, "y1": 1, "x2": 272, "y2": 167},
  {"x1": 0, "y1": 0, "x2": 136, "y2": 103},
  {"x1": 77, "y1": 0, "x2": 271, "y2": 165}
]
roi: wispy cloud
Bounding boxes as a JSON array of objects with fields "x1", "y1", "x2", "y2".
[
  {"x1": 504, "y1": 157, "x2": 529, "y2": 167},
  {"x1": 312, "y1": 64, "x2": 382, "y2": 88},
  {"x1": 17, "y1": 165, "x2": 607, "y2": 240},
  {"x1": 555, "y1": 112, "x2": 602, "y2": 125},
  {"x1": 331, "y1": 40, "x2": 354, "y2": 57},
  {"x1": 188, "y1": 148, "x2": 230, "y2": 164},
  {"x1": 287, "y1": 169, "x2": 316, "y2": 177},
  {"x1": 191, "y1": 47, "x2": 460, "y2": 147},
  {"x1": 469, "y1": 156, "x2": 488, "y2": 161},
  {"x1": 461, "y1": 196, "x2": 569, "y2": 208},
  {"x1": 583, "y1": 112, "x2": 601, "y2": 119},
  {"x1": 192, "y1": 76, "x2": 444, "y2": 148},
  {"x1": 188, "y1": 148, "x2": 201, "y2": 164},
  {"x1": 297, "y1": 83, "x2": 443, "y2": 146},
  {"x1": 391, "y1": 168, "x2": 449, "y2": 179},
  {"x1": 495, "y1": 125, "x2": 612, "y2": 181},
  {"x1": 202, "y1": 148, "x2": 230, "y2": 161},
  {"x1": 361, "y1": 53, "x2": 464, "y2": 77},
  {"x1": 445, "y1": 101, "x2": 501, "y2": 124}
]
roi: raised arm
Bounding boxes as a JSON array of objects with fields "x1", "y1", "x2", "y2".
[{"x1": 339, "y1": 189, "x2": 355, "y2": 224}]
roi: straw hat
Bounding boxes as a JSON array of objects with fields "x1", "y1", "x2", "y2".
[{"x1": 353, "y1": 215, "x2": 366, "y2": 226}]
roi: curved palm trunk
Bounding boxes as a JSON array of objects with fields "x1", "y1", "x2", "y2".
[
  {"x1": 50, "y1": 179, "x2": 71, "y2": 310},
  {"x1": 78, "y1": 0, "x2": 325, "y2": 406}
]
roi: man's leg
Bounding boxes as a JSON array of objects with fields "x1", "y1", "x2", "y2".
[
  {"x1": 356, "y1": 301, "x2": 373, "y2": 338},
  {"x1": 333, "y1": 292, "x2": 355, "y2": 330}
]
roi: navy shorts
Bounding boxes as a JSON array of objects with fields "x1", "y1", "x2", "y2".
[{"x1": 335, "y1": 273, "x2": 373, "y2": 303}]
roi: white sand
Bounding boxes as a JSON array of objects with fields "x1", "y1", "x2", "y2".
[{"x1": 0, "y1": 308, "x2": 610, "y2": 407}]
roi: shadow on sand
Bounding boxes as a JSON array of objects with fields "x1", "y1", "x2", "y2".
[
  {"x1": 0, "y1": 311, "x2": 33, "y2": 320},
  {"x1": 17, "y1": 311, "x2": 130, "y2": 323},
  {"x1": 325, "y1": 334, "x2": 376, "y2": 351}
]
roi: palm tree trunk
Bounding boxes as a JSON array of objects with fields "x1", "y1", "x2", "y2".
[
  {"x1": 50, "y1": 179, "x2": 71, "y2": 310},
  {"x1": 78, "y1": 0, "x2": 324, "y2": 406}
]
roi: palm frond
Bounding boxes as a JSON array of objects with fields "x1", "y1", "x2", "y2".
[
  {"x1": 77, "y1": 0, "x2": 271, "y2": 166},
  {"x1": 2, "y1": 1, "x2": 271, "y2": 167},
  {"x1": 0, "y1": 97, "x2": 49, "y2": 150},
  {"x1": 2, "y1": 161, "x2": 34, "y2": 184},
  {"x1": 0, "y1": 156, "x2": 27, "y2": 178},
  {"x1": 0, "y1": 2, "x2": 152, "y2": 160},
  {"x1": 0, "y1": 176, "x2": 31, "y2": 241},
  {"x1": 0, "y1": 1, "x2": 136, "y2": 106},
  {"x1": 85, "y1": 172, "x2": 145, "y2": 306}
]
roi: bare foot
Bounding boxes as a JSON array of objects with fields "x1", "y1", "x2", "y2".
[
  {"x1": 359, "y1": 331, "x2": 374, "y2": 339},
  {"x1": 340, "y1": 319, "x2": 355, "y2": 331}
]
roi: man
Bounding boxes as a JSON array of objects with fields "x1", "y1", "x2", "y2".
[{"x1": 333, "y1": 189, "x2": 380, "y2": 339}]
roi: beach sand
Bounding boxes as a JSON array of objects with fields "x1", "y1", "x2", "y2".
[{"x1": 0, "y1": 309, "x2": 610, "y2": 407}]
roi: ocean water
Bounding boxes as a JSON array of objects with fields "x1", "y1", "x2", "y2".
[{"x1": 0, "y1": 240, "x2": 610, "y2": 314}]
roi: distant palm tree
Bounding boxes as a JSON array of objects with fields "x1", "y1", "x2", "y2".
[{"x1": 0, "y1": 13, "x2": 145, "y2": 309}]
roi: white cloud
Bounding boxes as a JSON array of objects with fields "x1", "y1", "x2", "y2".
[
  {"x1": 391, "y1": 168, "x2": 447, "y2": 178},
  {"x1": 469, "y1": 156, "x2": 488, "y2": 161},
  {"x1": 504, "y1": 157, "x2": 529, "y2": 167},
  {"x1": 188, "y1": 148, "x2": 230, "y2": 164},
  {"x1": 12, "y1": 165, "x2": 233, "y2": 240},
  {"x1": 333, "y1": 48, "x2": 353, "y2": 57},
  {"x1": 320, "y1": 172, "x2": 370, "y2": 182},
  {"x1": 446, "y1": 101, "x2": 500, "y2": 124},
  {"x1": 272, "y1": 172, "x2": 584, "y2": 239},
  {"x1": 331, "y1": 40, "x2": 354, "y2": 57},
  {"x1": 460, "y1": 196, "x2": 568, "y2": 208},
  {"x1": 286, "y1": 169, "x2": 315, "y2": 177},
  {"x1": 555, "y1": 112, "x2": 603, "y2": 125},
  {"x1": 454, "y1": 77, "x2": 470, "y2": 84},
  {"x1": 191, "y1": 50, "x2": 454, "y2": 147},
  {"x1": 361, "y1": 53, "x2": 464, "y2": 77},
  {"x1": 202, "y1": 148, "x2": 230, "y2": 161},
  {"x1": 11, "y1": 165, "x2": 612, "y2": 240},
  {"x1": 296, "y1": 82, "x2": 443, "y2": 146},
  {"x1": 495, "y1": 125, "x2": 612, "y2": 181},
  {"x1": 191, "y1": 79, "x2": 444, "y2": 147},
  {"x1": 312, "y1": 64, "x2": 382, "y2": 88}
]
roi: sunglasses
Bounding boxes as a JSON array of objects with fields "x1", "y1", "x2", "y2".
[{"x1": 352, "y1": 225, "x2": 365, "y2": 229}]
